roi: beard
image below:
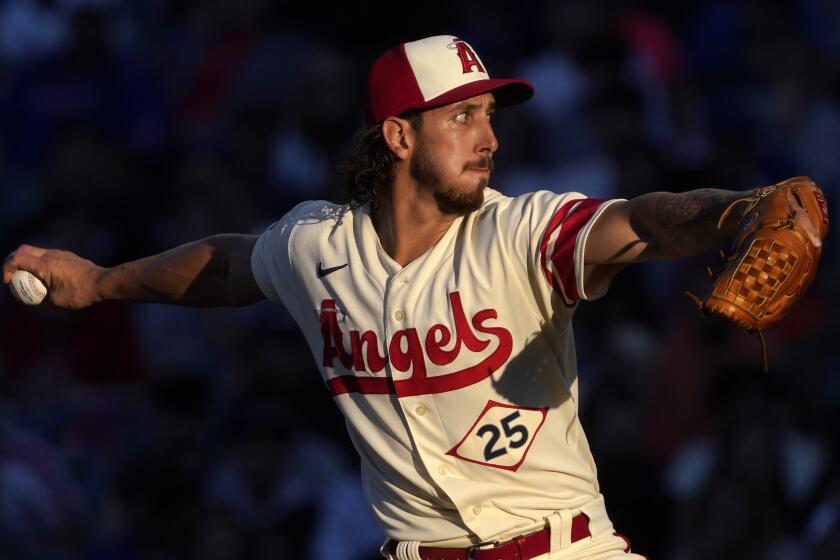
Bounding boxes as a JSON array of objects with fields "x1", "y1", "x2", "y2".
[{"x1": 409, "y1": 144, "x2": 492, "y2": 216}]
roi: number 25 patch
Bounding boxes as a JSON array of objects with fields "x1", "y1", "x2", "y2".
[{"x1": 446, "y1": 400, "x2": 548, "y2": 471}]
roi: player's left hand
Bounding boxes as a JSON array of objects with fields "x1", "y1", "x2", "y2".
[{"x1": 690, "y1": 176, "x2": 829, "y2": 367}]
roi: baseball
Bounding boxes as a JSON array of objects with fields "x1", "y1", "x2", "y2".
[{"x1": 10, "y1": 270, "x2": 48, "y2": 305}]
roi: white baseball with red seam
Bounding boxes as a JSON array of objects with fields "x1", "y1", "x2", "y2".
[{"x1": 10, "y1": 270, "x2": 48, "y2": 305}]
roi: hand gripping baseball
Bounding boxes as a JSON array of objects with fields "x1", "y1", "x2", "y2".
[
  {"x1": 3, "y1": 245, "x2": 105, "y2": 309},
  {"x1": 688, "y1": 176, "x2": 829, "y2": 370}
]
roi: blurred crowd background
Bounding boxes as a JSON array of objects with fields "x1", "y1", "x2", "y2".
[{"x1": 1, "y1": 0, "x2": 839, "y2": 559}]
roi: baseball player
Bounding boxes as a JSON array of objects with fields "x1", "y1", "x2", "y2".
[{"x1": 3, "y1": 35, "x2": 824, "y2": 560}]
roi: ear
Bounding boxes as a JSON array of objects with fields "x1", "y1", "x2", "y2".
[{"x1": 381, "y1": 116, "x2": 415, "y2": 160}]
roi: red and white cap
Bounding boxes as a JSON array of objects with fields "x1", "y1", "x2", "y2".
[{"x1": 365, "y1": 35, "x2": 534, "y2": 126}]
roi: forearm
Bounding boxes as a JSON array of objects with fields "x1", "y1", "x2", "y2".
[
  {"x1": 98, "y1": 234, "x2": 261, "y2": 307},
  {"x1": 628, "y1": 188, "x2": 753, "y2": 258}
]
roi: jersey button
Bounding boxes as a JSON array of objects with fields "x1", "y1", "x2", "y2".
[
  {"x1": 394, "y1": 310, "x2": 405, "y2": 321},
  {"x1": 415, "y1": 405, "x2": 427, "y2": 416},
  {"x1": 472, "y1": 505, "x2": 482, "y2": 515},
  {"x1": 438, "y1": 465, "x2": 447, "y2": 475}
]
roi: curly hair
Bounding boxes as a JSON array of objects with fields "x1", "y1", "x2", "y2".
[{"x1": 337, "y1": 111, "x2": 423, "y2": 209}]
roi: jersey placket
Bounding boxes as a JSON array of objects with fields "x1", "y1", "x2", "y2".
[{"x1": 383, "y1": 269, "x2": 503, "y2": 540}]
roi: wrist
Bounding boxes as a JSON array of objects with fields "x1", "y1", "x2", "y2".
[
  {"x1": 91, "y1": 265, "x2": 115, "y2": 303},
  {"x1": 717, "y1": 189, "x2": 762, "y2": 232}
]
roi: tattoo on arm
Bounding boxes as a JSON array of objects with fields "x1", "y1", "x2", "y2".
[
  {"x1": 654, "y1": 189, "x2": 735, "y2": 232},
  {"x1": 637, "y1": 188, "x2": 750, "y2": 258}
]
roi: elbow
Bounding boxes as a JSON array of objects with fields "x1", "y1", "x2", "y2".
[{"x1": 179, "y1": 234, "x2": 262, "y2": 307}]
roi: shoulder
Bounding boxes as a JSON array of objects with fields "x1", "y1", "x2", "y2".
[
  {"x1": 476, "y1": 188, "x2": 591, "y2": 220},
  {"x1": 272, "y1": 199, "x2": 354, "y2": 235},
  {"x1": 254, "y1": 199, "x2": 357, "y2": 261},
  {"x1": 251, "y1": 199, "x2": 358, "y2": 303}
]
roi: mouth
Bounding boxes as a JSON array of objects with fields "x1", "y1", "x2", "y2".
[{"x1": 463, "y1": 157, "x2": 494, "y2": 174}]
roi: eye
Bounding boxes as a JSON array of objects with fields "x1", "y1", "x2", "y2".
[{"x1": 454, "y1": 112, "x2": 469, "y2": 124}]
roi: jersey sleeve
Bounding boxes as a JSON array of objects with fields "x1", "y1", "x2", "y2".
[
  {"x1": 493, "y1": 190, "x2": 625, "y2": 312},
  {"x1": 250, "y1": 201, "x2": 310, "y2": 305},
  {"x1": 537, "y1": 194, "x2": 624, "y2": 304}
]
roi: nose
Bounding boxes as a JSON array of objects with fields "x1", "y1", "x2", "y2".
[{"x1": 477, "y1": 118, "x2": 499, "y2": 156}]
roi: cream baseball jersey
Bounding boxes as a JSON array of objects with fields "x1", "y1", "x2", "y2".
[{"x1": 251, "y1": 188, "x2": 624, "y2": 546}]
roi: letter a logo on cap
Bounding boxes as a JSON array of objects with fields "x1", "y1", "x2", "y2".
[
  {"x1": 451, "y1": 38, "x2": 485, "y2": 74},
  {"x1": 364, "y1": 34, "x2": 533, "y2": 126}
]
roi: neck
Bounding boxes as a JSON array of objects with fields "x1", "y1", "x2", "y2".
[{"x1": 372, "y1": 182, "x2": 458, "y2": 267}]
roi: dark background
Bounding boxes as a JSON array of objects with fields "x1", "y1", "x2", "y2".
[{"x1": 1, "y1": 1, "x2": 839, "y2": 559}]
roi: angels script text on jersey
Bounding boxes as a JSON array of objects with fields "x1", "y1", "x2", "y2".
[{"x1": 320, "y1": 291, "x2": 513, "y2": 397}]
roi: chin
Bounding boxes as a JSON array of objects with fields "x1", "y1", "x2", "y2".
[{"x1": 434, "y1": 182, "x2": 485, "y2": 215}]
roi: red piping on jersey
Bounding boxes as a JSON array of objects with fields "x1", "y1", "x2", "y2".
[{"x1": 539, "y1": 198, "x2": 606, "y2": 306}]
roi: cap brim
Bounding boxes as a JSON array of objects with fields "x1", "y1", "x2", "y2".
[{"x1": 412, "y1": 78, "x2": 534, "y2": 114}]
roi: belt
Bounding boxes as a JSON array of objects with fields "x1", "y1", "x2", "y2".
[{"x1": 388, "y1": 513, "x2": 590, "y2": 560}]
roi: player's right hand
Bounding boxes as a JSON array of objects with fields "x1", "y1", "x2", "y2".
[{"x1": 3, "y1": 245, "x2": 106, "y2": 309}]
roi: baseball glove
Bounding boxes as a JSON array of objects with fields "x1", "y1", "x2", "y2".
[{"x1": 688, "y1": 176, "x2": 829, "y2": 370}]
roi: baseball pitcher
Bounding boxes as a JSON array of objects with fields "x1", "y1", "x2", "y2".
[{"x1": 3, "y1": 35, "x2": 828, "y2": 560}]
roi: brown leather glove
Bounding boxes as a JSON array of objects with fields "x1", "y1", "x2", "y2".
[{"x1": 694, "y1": 176, "x2": 829, "y2": 368}]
